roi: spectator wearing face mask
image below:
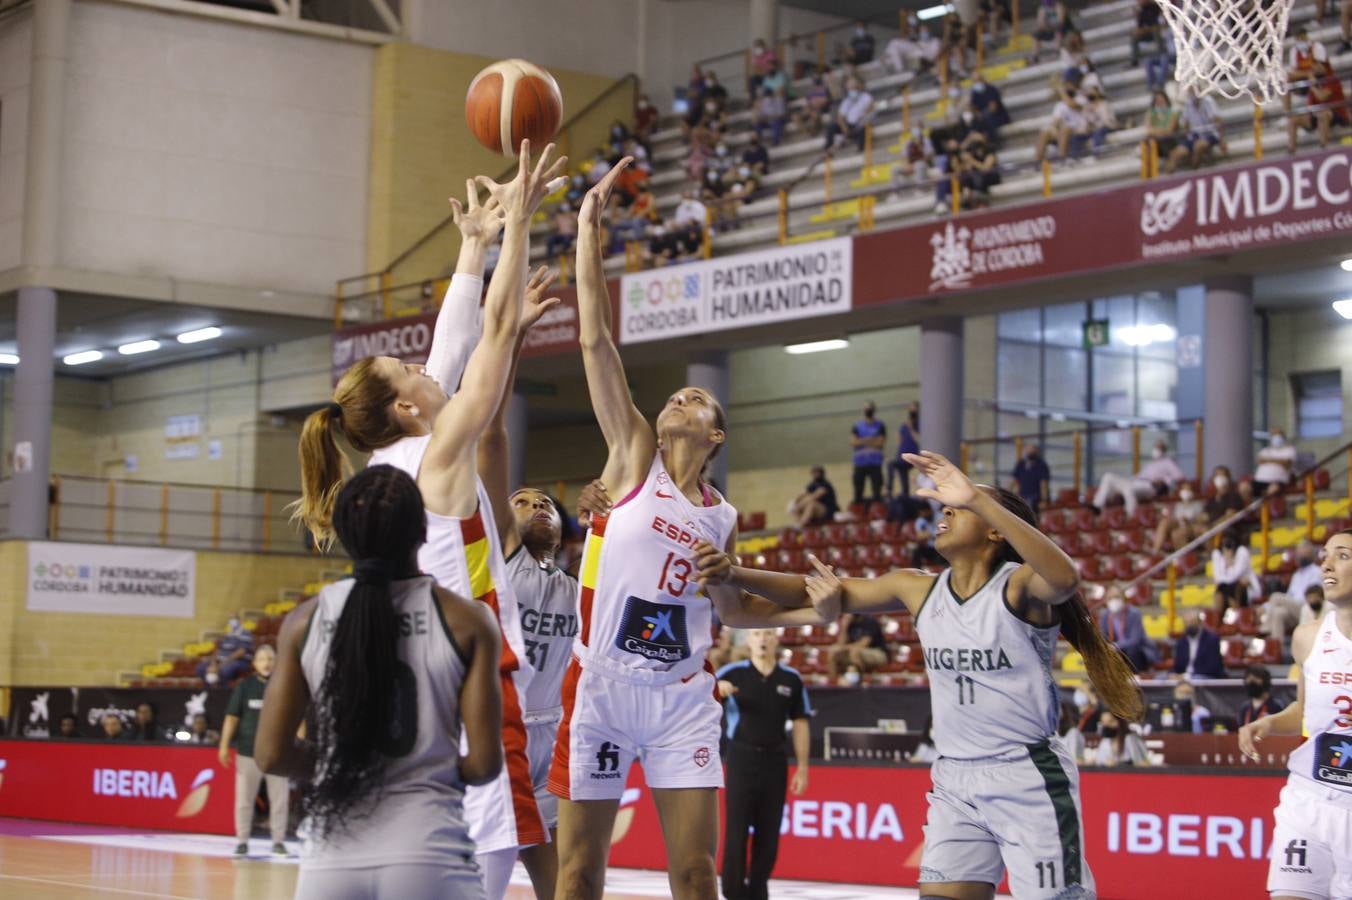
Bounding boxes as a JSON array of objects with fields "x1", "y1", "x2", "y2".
[
  {"x1": 1091, "y1": 440, "x2": 1185, "y2": 516},
  {"x1": 1031, "y1": 0, "x2": 1071, "y2": 63},
  {"x1": 1093, "y1": 710, "x2": 1151, "y2": 766},
  {"x1": 1263, "y1": 541, "x2": 1326, "y2": 654},
  {"x1": 1034, "y1": 92, "x2": 1090, "y2": 164},
  {"x1": 565, "y1": 173, "x2": 587, "y2": 207},
  {"x1": 752, "y1": 87, "x2": 788, "y2": 146},
  {"x1": 1205, "y1": 464, "x2": 1245, "y2": 521},
  {"x1": 1081, "y1": 88, "x2": 1118, "y2": 157},
  {"x1": 1150, "y1": 481, "x2": 1207, "y2": 554},
  {"x1": 1172, "y1": 610, "x2": 1226, "y2": 679},
  {"x1": 884, "y1": 19, "x2": 940, "y2": 75},
  {"x1": 742, "y1": 134, "x2": 770, "y2": 177},
  {"x1": 829, "y1": 613, "x2": 888, "y2": 680},
  {"x1": 1129, "y1": 0, "x2": 1163, "y2": 67},
  {"x1": 1237, "y1": 664, "x2": 1285, "y2": 727},
  {"x1": 824, "y1": 78, "x2": 875, "y2": 152},
  {"x1": 634, "y1": 94, "x2": 658, "y2": 143},
  {"x1": 1168, "y1": 678, "x2": 1213, "y2": 732},
  {"x1": 798, "y1": 76, "x2": 832, "y2": 137},
  {"x1": 1009, "y1": 443, "x2": 1051, "y2": 513},
  {"x1": 957, "y1": 134, "x2": 1000, "y2": 209},
  {"x1": 748, "y1": 38, "x2": 779, "y2": 95},
  {"x1": 1097, "y1": 585, "x2": 1157, "y2": 672},
  {"x1": 894, "y1": 127, "x2": 934, "y2": 189},
  {"x1": 790, "y1": 465, "x2": 839, "y2": 528},
  {"x1": 848, "y1": 20, "x2": 876, "y2": 65},
  {"x1": 849, "y1": 401, "x2": 887, "y2": 505},
  {"x1": 1213, "y1": 531, "x2": 1262, "y2": 613},
  {"x1": 197, "y1": 612, "x2": 254, "y2": 686},
  {"x1": 1254, "y1": 428, "x2": 1298, "y2": 496},
  {"x1": 969, "y1": 74, "x2": 1010, "y2": 143},
  {"x1": 1173, "y1": 88, "x2": 1225, "y2": 172}
]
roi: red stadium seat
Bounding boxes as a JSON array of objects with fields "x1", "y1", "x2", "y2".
[
  {"x1": 779, "y1": 528, "x2": 803, "y2": 549},
  {"x1": 1040, "y1": 509, "x2": 1066, "y2": 533},
  {"x1": 1222, "y1": 638, "x2": 1245, "y2": 669},
  {"x1": 867, "y1": 501, "x2": 888, "y2": 521},
  {"x1": 1103, "y1": 507, "x2": 1128, "y2": 531},
  {"x1": 1316, "y1": 469, "x2": 1331, "y2": 490},
  {"x1": 1056, "y1": 488, "x2": 1081, "y2": 507},
  {"x1": 1133, "y1": 505, "x2": 1159, "y2": 529},
  {"x1": 1109, "y1": 556, "x2": 1135, "y2": 581},
  {"x1": 1078, "y1": 558, "x2": 1103, "y2": 581},
  {"x1": 747, "y1": 511, "x2": 767, "y2": 531}
]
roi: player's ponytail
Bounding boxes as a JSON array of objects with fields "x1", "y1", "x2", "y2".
[
  {"x1": 307, "y1": 465, "x2": 426, "y2": 839},
  {"x1": 291, "y1": 358, "x2": 403, "y2": 549},
  {"x1": 986, "y1": 486, "x2": 1146, "y2": 723}
]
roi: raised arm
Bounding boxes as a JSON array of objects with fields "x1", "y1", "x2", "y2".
[
  {"x1": 420, "y1": 142, "x2": 567, "y2": 519},
  {"x1": 422, "y1": 180, "x2": 504, "y2": 394},
  {"x1": 576, "y1": 157, "x2": 656, "y2": 496},
  {"x1": 907, "y1": 451, "x2": 1079, "y2": 606},
  {"x1": 480, "y1": 267, "x2": 562, "y2": 551}
]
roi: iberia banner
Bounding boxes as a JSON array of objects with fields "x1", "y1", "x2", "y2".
[
  {"x1": 0, "y1": 739, "x2": 232, "y2": 834},
  {"x1": 27, "y1": 541, "x2": 196, "y2": 618},
  {"x1": 618, "y1": 237, "x2": 853, "y2": 344},
  {"x1": 609, "y1": 763, "x2": 1283, "y2": 900}
]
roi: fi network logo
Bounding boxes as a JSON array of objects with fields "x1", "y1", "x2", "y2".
[{"x1": 596, "y1": 742, "x2": 620, "y2": 773}]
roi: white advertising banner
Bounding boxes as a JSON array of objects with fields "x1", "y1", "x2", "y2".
[
  {"x1": 618, "y1": 236, "x2": 853, "y2": 344},
  {"x1": 27, "y1": 542, "x2": 196, "y2": 618}
]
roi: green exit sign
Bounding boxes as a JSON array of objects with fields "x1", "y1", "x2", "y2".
[{"x1": 1083, "y1": 319, "x2": 1110, "y2": 348}]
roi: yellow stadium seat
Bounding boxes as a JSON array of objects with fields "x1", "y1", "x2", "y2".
[
  {"x1": 809, "y1": 200, "x2": 861, "y2": 224},
  {"x1": 1143, "y1": 614, "x2": 1172, "y2": 640},
  {"x1": 785, "y1": 230, "x2": 836, "y2": 245},
  {"x1": 850, "y1": 163, "x2": 894, "y2": 188},
  {"x1": 1062, "y1": 651, "x2": 1085, "y2": 672}
]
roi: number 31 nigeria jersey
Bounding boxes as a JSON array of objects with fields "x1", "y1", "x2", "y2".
[
  {"x1": 915, "y1": 561, "x2": 1061, "y2": 760},
  {"x1": 573, "y1": 454, "x2": 738, "y2": 684}
]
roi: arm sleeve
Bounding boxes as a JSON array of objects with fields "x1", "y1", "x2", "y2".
[
  {"x1": 790, "y1": 672, "x2": 812, "y2": 719},
  {"x1": 422, "y1": 274, "x2": 484, "y2": 396},
  {"x1": 224, "y1": 683, "x2": 243, "y2": 717}
]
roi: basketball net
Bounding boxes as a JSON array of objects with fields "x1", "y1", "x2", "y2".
[{"x1": 1155, "y1": 0, "x2": 1294, "y2": 103}]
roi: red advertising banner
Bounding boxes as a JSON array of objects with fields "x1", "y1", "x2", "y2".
[
  {"x1": 0, "y1": 739, "x2": 233, "y2": 835},
  {"x1": 608, "y1": 764, "x2": 1284, "y2": 900},
  {"x1": 854, "y1": 146, "x2": 1352, "y2": 307}
]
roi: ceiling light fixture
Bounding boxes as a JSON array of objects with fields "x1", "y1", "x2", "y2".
[
  {"x1": 784, "y1": 338, "x2": 850, "y2": 355},
  {"x1": 177, "y1": 326, "x2": 222, "y2": 344},
  {"x1": 1117, "y1": 323, "x2": 1177, "y2": 346},
  {"x1": 1334, "y1": 298, "x2": 1352, "y2": 319},
  {"x1": 0, "y1": 353, "x2": 18, "y2": 365},
  {"x1": 118, "y1": 339, "x2": 161, "y2": 355},
  {"x1": 63, "y1": 350, "x2": 104, "y2": 366},
  {"x1": 1340, "y1": 259, "x2": 1352, "y2": 272},
  {"x1": 917, "y1": 3, "x2": 954, "y2": 20}
]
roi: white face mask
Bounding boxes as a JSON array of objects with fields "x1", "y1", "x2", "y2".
[
  {"x1": 1270, "y1": 435, "x2": 1286, "y2": 448},
  {"x1": 738, "y1": 166, "x2": 751, "y2": 177},
  {"x1": 843, "y1": 670, "x2": 862, "y2": 686},
  {"x1": 1073, "y1": 688, "x2": 1089, "y2": 709},
  {"x1": 1107, "y1": 598, "x2": 1125, "y2": 614},
  {"x1": 716, "y1": 145, "x2": 728, "y2": 156},
  {"x1": 962, "y1": 111, "x2": 974, "y2": 124},
  {"x1": 205, "y1": 671, "x2": 220, "y2": 685},
  {"x1": 1214, "y1": 475, "x2": 1230, "y2": 490},
  {"x1": 1152, "y1": 447, "x2": 1165, "y2": 460},
  {"x1": 1179, "y1": 490, "x2": 1194, "y2": 502}
]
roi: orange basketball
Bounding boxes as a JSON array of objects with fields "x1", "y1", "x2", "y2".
[{"x1": 465, "y1": 59, "x2": 563, "y2": 156}]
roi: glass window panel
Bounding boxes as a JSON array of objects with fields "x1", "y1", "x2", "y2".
[
  {"x1": 998, "y1": 307, "x2": 1041, "y2": 341},
  {"x1": 1044, "y1": 347, "x2": 1087, "y2": 411},
  {"x1": 997, "y1": 341, "x2": 1041, "y2": 405},
  {"x1": 1043, "y1": 302, "x2": 1088, "y2": 347},
  {"x1": 1293, "y1": 371, "x2": 1343, "y2": 440}
]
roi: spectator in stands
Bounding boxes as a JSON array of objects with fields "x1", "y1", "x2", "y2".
[
  {"x1": 130, "y1": 701, "x2": 167, "y2": 742},
  {"x1": 969, "y1": 73, "x2": 1010, "y2": 144},
  {"x1": 1206, "y1": 464, "x2": 1245, "y2": 520},
  {"x1": 546, "y1": 203, "x2": 577, "y2": 259},
  {"x1": 891, "y1": 127, "x2": 934, "y2": 197},
  {"x1": 791, "y1": 465, "x2": 839, "y2": 527},
  {"x1": 981, "y1": 0, "x2": 1012, "y2": 44},
  {"x1": 565, "y1": 173, "x2": 587, "y2": 207},
  {"x1": 185, "y1": 712, "x2": 219, "y2": 745},
  {"x1": 742, "y1": 133, "x2": 770, "y2": 176},
  {"x1": 888, "y1": 403, "x2": 921, "y2": 498},
  {"x1": 1175, "y1": 88, "x2": 1225, "y2": 171},
  {"x1": 673, "y1": 189, "x2": 708, "y2": 232},
  {"x1": 909, "y1": 716, "x2": 938, "y2": 764},
  {"x1": 850, "y1": 401, "x2": 887, "y2": 506},
  {"x1": 1082, "y1": 87, "x2": 1119, "y2": 157},
  {"x1": 707, "y1": 625, "x2": 750, "y2": 672},
  {"x1": 1129, "y1": 0, "x2": 1163, "y2": 67},
  {"x1": 703, "y1": 71, "x2": 729, "y2": 113},
  {"x1": 1092, "y1": 439, "x2": 1185, "y2": 516},
  {"x1": 101, "y1": 714, "x2": 127, "y2": 741},
  {"x1": 1287, "y1": 30, "x2": 1343, "y2": 153},
  {"x1": 1170, "y1": 678, "x2": 1212, "y2": 731},
  {"x1": 959, "y1": 133, "x2": 1000, "y2": 208},
  {"x1": 1264, "y1": 542, "x2": 1325, "y2": 651},
  {"x1": 1144, "y1": 90, "x2": 1183, "y2": 168},
  {"x1": 1010, "y1": 443, "x2": 1051, "y2": 513},
  {"x1": 848, "y1": 20, "x2": 876, "y2": 65},
  {"x1": 1237, "y1": 664, "x2": 1285, "y2": 727},
  {"x1": 1172, "y1": 609, "x2": 1225, "y2": 679},
  {"x1": 634, "y1": 94, "x2": 658, "y2": 144},
  {"x1": 1093, "y1": 710, "x2": 1151, "y2": 766},
  {"x1": 884, "y1": 20, "x2": 940, "y2": 75},
  {"x1": 1098, "y1": 585, "x2": 1157, "y2": 672},
  {"x1": 798, "y1": 75, "x2": 833, "y2": 138},
  {"x1": 197, "y1": 612, "x2": 253, "y2": 685},
  {"x1": 824, "y1": 77, "x2": 875, "y2": 152},
  {"x1": 1034, "y1": 92, "x2": 1090, "y2": 164},
  {"x1": 1253, "y1": 427, "x2": 1297, "y2": 495},
  {"x1": 1145, "y1": 29, "x2": 1177, "y2": 92},
  {"x1": 1151, "y1": 481, "x2": 1208, "y2": 554},
  {"x1": 749, "y1": 38, "x2": 779, "y2": 95},
  {"x1": 911, "y1": 508, "x2": 945, "y2": 568},
  {"x1": 220, "y1": 644, "x2": 289, "y2": 857},
  {"x1": 761, "y1": 62, "x2": 790, "y2": 101},
  {"x1": 752, "y1": 87, "x2": 788, "y2": 146},
  {"x1": 1213, "y1": 531, "x2": 1261, "y2": 613},
  {"x1": 1031, "y1": 0, "x2": 1071, "y2": 63},
  {"x1": 701, "y1": 169, "x2": 733, "y2": 231},
  {"x1": 828, "y1": 612, "x2": 889, "y2": 679},
  {"x1": 57, "y1": 713, "x2": 79, "y2": 739},
  {"x1": 1073, "y1": 681, "x2": 1103, "y2": 733},
  {"x1": 1054, "y1": 700, "x2": 1086, "y2": 763},
  {"x1": 935, "y1": 137, "x2": 965, "y2": 214}
]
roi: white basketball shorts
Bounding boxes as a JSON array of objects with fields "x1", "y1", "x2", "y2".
[{"x1": 1267, "y1": 777, "x2": 1352, "y2": 899}]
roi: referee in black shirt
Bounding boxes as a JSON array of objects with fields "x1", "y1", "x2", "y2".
[{"x1": 716, "y1": 628, "x2": 812, "y2": 900}]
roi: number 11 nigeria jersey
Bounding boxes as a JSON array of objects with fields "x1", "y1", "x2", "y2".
[{"x1": 915, "y1": 561, "x2": 1061, "y2": 760}]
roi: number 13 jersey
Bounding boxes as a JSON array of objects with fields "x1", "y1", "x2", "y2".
[
  {"x1": 915, "y1": 561, "x2": 1061, "y2": 760},
  {"x1": 573, "y1": 453, "x2": 738, "y2": 684}
]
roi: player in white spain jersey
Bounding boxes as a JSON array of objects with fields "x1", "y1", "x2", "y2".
[
  {"x1": 552, "y1": 158, "x2": 841, "y2": 900},
  {"x1": 256, "y1": 465, "x2": 503, "y2": 900},
  {"x1": 706, "y1": 451, "x2": 1145, "y2": 900},
  {"x1": 1241, "y1": 528, "x2": 1352, "y2": 900},
  {"x1": 293, "y1": 142, "x2": 566, "y2": 900}
]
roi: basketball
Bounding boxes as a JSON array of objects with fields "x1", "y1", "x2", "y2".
[{"x1": 465, "y1": 58, "x2": 563, "y2": 156}]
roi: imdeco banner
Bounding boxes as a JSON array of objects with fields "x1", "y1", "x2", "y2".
[{"x1": 27, "y1": 541, "x2": 196, "y2": 618}]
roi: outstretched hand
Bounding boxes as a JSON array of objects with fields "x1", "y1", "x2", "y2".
[
  {"x1": 905, "y1": 450, "x2": 979, "y2": 510},
  {"x1": 449, "y1": 178, "x2": 506, "y2": 245},
  {"x1": 579, "y1": 156, "x2": 634, "y2": 230},
  {"x1": 521, "y1": 266, "x2": 561, "y2": 331},
  {"x1": 805, "y1": 553, "x2": 843, "y2": 623},
  {"x1": 476, "y1": 140, "x2": 569, "y2": 223}
]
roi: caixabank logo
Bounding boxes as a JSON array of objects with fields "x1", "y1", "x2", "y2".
[{"x1": 89, "y1": 765, "x2": 216, "y2": 819}]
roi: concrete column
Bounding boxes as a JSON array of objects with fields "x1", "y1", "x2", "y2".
[
  {"x1": 1203, "y1": 275, "x2": 1255, "y2": 478},
  {"x1": 686, "y1": 351, "x2": 730, "y2": 491},
  {"x1": 749, "y1": 0, "x2": 778, "y2": 46},
  {"x1": 23, "y1": 0, "x2": 70, "y2": 269},
  {"x1": 9, "y1": 288, "x2": 56, "y2": 539},
  {"x1": 920, "y1": 318, "x2": 964, "y2": 464},
  {"x1": 506, "y1": 389, "x2": 528, "y2": 493}
]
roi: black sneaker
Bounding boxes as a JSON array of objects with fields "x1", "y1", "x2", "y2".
[
  {"x1": 233, "y1": 842, "x2": 248, "y2": 857},
  {"x1": 271, "y1": 842, "x2": 288, "y2": 856}
]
